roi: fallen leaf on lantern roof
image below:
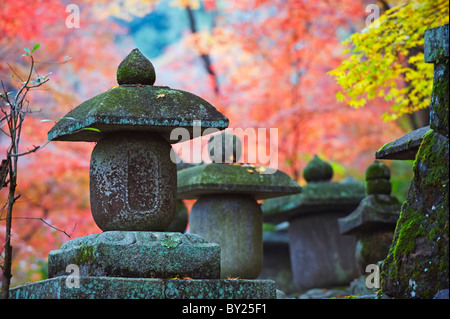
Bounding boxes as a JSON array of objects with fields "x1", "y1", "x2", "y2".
[{"x1": 255, "y1": 167, "x2": 266, "y2": 173}]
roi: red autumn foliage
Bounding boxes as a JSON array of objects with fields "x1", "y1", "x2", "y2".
[
  {"x1": 0, "y1": 0, "x2": 130, "y2": 285},
  {"x1": 1, "y1": 0, "x2": 408, "y2": 286}
]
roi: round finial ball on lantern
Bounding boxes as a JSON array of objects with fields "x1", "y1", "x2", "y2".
[
  {"x1": 365, "y1": 161, "x2": 392, "y2": 195},
  {"x1": 208, "y1": 132, "x2": 242, "y2": 163},
  {"x1": 303, "y1": 155, "x2": 333, "y2": 183},
  {"x1": 117, "y1": 48, "x2": 156, "y2": 86}
]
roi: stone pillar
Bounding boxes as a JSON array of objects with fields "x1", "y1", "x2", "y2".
[
  {"x1": 90, "y1": 132, "x2": 176, "y2": 231},
  {"x1": 338, "y1": 161, "x2": 401, "y2": 275},
  {"x1": 262, "y1": 155, "x2": 366, "y2": 291},
  {"x1": 177, "y1": 132, "x2": 302, "y2": 279},
  {"x1": 190, "y1": 194, "x2": 263, "y2": 279},
  {"x1": 380, "y1": 24, "x2": 449, "y2": 299}
]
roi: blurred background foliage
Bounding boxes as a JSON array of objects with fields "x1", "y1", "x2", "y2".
[{"x1": 1, "y1": 0, "x2": 443, "y2": 286}]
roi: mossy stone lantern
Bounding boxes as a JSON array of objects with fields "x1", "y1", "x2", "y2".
[
  {"x1": 338, "y1": 161, "x2": 401, "y2": 275},
  {"x1": 262, "y1": 156, "x2": 366, "y2": 291},
  {"x1": 48, "y1": 49, "x2": 229, "y2": 231},
  {"x1": 177, "y1": 132, "x2": 302, "y2": 279},
  {"x1": 10, "y1": 50, "x2": 279, "y2": 299}
]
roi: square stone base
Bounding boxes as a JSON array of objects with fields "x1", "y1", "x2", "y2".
[{"x1": 9, "y1": 276, "x2": 276, "y2": 299}]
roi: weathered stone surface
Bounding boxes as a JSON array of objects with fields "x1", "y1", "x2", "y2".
[
  {"x1": 48, "y1": 231, "x2": 221, "y2": 279},
  {"x1": 339, "y1": 161, "x2": 401, "y2": 275},
  {"x1": 381, "y1": 129, "x2": 449, "y2": 298},
  {"x1": 338, "y1": 195, "x2": 401, "y2": 235},
  {"x1": 379, "y1": 25, "x2": 449, "y2": 299},
  {"x1": 177, "y1": 163, "x2": 301, "y2": 200},
  {"x1": 355, "y1": 231, "x2": 394, "y2": 275},
  {"x1": 10, "y1": 277, "x2": 165, "y2": 299},
  {"x1": 90, "y1": 132, "x2": 176, "y2": 231},
  {"x1": 164, "y1": 279, "x2": 224, "y2": 299},
  {"x1": 433, "y1": 289, "x2": 449, "y2": 299},
  {"x1": 190, "y1": 194, "x2": 263, "y2": 279},
  {"x1": 47, "y1": 84, "x2": 229, "y2": 142},
  {"x1": 165, "y1": 278, "x2": 276, "y2": 299},
  {"x1": 117, "y1": 48, "x2": 156, "y2": 86},
  {"x1": 365, "y1": 161, "x2": 393, "y2": 196},
  {"x1": 262, "y1": 179, "x2": 365, "y2": 224},
  {"x1": 303, "y1": 155, "x2": 333, "y2": 182},
  {"x1": 208, "y1": 131, "x2": 242, "y2": 163},
  {"x1": 48, "y1": 49, "x2": 228, "y2": 143},
  {"x1": 9, "y1": 277, "x2": 276, "y2": 299},
  {"x1": 365, "y1": 161, "x2": 391, "y2": 180},
  {"x1": 426, "y1": 25, "x2": 449, "y2": 138},
  {"x1": 288, "y1": 212, "x2": 359, "y2": 291},
  {"x1": 424, "y1": 24, "x2": 449, "y2": 63},
  {"x1": 262, "y1": 158, "x2": 364, "y2": 290},
  {"x1": 259, "y1": 228, "x2": 297, "y2": 295},
  {"x1": 429, "y1": 61, "x2": 449, "y2": 137},
  {"x1": 222, "y1": 279, "x2": 276, "y2": 299},
  {"x1": 375, "y1": 125, "x2": 429, "y2": 160},
  {"x1": 365, "y1": 161, "x2": 392, "y2": 195}
]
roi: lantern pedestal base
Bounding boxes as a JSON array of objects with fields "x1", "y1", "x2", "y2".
[
  {"x1": 9, "y1": 276, "x2": 276, "y2": 299},
  {"x1": 47, "y1": 231, "x2": 221, "y2": 280},
  {"x1": 190, "y1": 194, "x2": 263, "y2": 279}
]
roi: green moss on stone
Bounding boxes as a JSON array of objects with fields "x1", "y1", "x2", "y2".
[
  {"x1": 177, "y1": 163, "x2": 301, "y2": 200},
  {"x1": 161, "y1": 236, "x2": 181, "y2": 249},
  {"x1": 430, "y1": 61, "x2": 449, "y2": 136},
  {"x1": 366, "y1": 179, "x2": 392, "y2": 195},
  {"x1": 74, "y1": 244, "x2": 96, "y2": 265},
  {"x1": 365, "y1": 161, "x2": 391, "y2": 181},
  {"x1": 47, "y1": 85, "x2": 229, "y2": 142},
  {"x1": 117, "y1": 48, "x2": 156, "y2": 85},
  {"x1": 303, "y1": 155, "x2": 333, "y2": 182},
  {"x1": 381, "y1": 129, "x2": 449, "y2": 298}
]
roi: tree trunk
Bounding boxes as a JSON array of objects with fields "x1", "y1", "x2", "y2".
[
  {"x1": 1, "y1": 155, "x2": 16, "y2": 299},
  {"x1": 186, "y1": 5, "x2": 220, "y2": 95}
]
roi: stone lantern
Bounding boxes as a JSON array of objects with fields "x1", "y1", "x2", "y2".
[
  {"x1": 177, "y1": 132, "x2": 302, "y2": 279},
  {"x1": 47, "y1": 48, "x2": 228, "y2": 232},
  {"x1": 375, "y1": 24, "x2": 449, "y2": 299},
  {"x1": 10, "y1": 49, "x2": 276, "y2": 299},
  {"x1": 338, "y1": 161, "x2": 401, "y2": 275},
  {"x1": 262, "y1": 155, "x2": 366, "y2": 291}
]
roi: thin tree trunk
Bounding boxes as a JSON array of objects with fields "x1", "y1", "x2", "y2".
[
  {"x1": 1, "y1": 155, "x2": 16, "y2": 299},
  {"x1": 186, "y1": 5, "x2": 220, "y2": 95}
]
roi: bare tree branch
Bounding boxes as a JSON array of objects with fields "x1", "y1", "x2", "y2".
[
  {"x1": 1, "y1": 46, "x2": 52, "y2": 299},
  {"x1": 9, "y1": 140, "x2": 50, "y2": 157},
  {"x1": 7, "y1": 63, "x2": 24, "y2": 83},
  {"x1": 186, "y1": 5, "x2": 220, "y2": 95},
  {"x1": 0, "y1": 216, "x2": 75, "y2": 238}
]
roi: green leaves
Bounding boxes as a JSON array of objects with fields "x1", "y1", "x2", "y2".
[
  {"x1": 32, "y1": 44, "x2": 40, "y2": 53},
  {"x1": 335, "y1": 91, "x2": 345, "y2": 102},
  {"x1": 22, "y1": 44, "x2": 40, "y2": 57},
  {"x1": 83, "y1": 128, "x2": 101, "y2": 133},
  {"x1": 329, "y1": 0, "x2": 449, "y2": 121}
]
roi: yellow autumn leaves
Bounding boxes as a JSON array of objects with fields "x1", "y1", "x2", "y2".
[
  {"x1": 228, "y1": 163, "x2": 267, "y2": 175},
  {"x1": 330, "y1": 0, "x2": 449, "y2": 121}
]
